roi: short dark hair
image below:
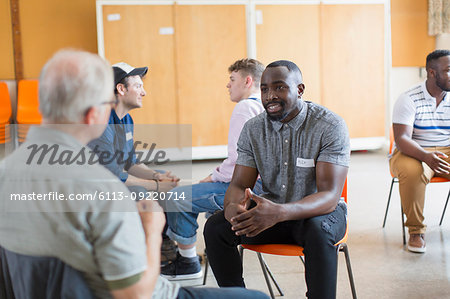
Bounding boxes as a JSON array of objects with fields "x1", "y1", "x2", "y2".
[
  {"x1": 426, "y1": 49, "x2": 450, "y2": 70},
  {"x1": 266, "y1": 60, "x2": 303, "y2": 81},
  {"x1": 228, "y1": 58, "x2": 265, "y2": 87},
  {"x1": 114, "y1": 76, "x2": 131, "y2": 95}
]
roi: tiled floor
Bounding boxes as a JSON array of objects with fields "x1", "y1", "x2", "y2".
[{"x1": 159, "y1": 149, "x2": 450, "y2": 299}]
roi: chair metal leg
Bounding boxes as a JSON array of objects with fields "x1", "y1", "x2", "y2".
[
  {"x1": 239, "y1": 245, "x2": 244, "y2": 262},
  {"x1": 401, "y1": 205, "x2": 406, "y2": 246},
  {"x1": 260, "y1": 254, "x2": 284, "y2": 296},
  {"x1": 256, "y1": 252, "x2": 276, "y2": 299},
  {"x1": 338, "y1": 243, "x2": 357, "y2": 299},
  {"x1": 203, "y1": 249, "x2": 208, "y2": 285},
  {"x1": 439, "y1": 189, "x2": 450, "y2": 226},
  {"x1": 383, "y1": 178, "x2": 396, "y2": 227}
]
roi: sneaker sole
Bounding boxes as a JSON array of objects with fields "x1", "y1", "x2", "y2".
[
  {"x1": 161, "y1": 270, "x2": 203, "y2": 281},
  {"x1": 407, "y1": 245, "x2": 426, "y2": 253}
]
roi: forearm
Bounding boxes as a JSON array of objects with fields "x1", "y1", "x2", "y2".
[
  {"x1": 125, "y1": 175, "x2": 158, "y2": 191},
  {"x1": 395, "y1": 136, "x2": 429, "y2": 162},
  {"x1": 278, "y1": 191, "x2": 339, "y2": 222},
  {"x1": 140, "y1": 231, "x2": 162, "y2": 292},
  {"x1": 111, "y1": 230, "x2": 161, "y2": 299},
  {"x1": 224, "y1": 183, "x2": 246, "y2": 210},
  {"x1": 128, "y1": 164, "x2": 158, "y2": 180}
]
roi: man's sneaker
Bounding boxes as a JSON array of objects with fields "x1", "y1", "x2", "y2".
[
  {"x1": 161, "y1": 238, "x2": 178, "y2": 265},
  {"x1": 160, "y1": 253, "x2": 203, "y2": 280},
  {"x1": 407, "y1": 233, "x2": 426, "y2": 253}
]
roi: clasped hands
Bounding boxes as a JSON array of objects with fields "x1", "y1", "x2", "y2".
[{"x1": 225, "y1": 188, "x2": 282, "y2": 238}]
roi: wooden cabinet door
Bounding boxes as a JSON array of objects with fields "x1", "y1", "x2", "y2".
[
  {"x1": 102, "y1": 5, "x2": 177, "y2": 125},
  {"x1": 255, "y1": 4, "x2": 321, "y2": 104},
  {"x1": 174, "y1": 4, "x2": 247, "y2": 146},
  {"x1": 320, "y1": 4, "x2": 385, "y2": 138}
]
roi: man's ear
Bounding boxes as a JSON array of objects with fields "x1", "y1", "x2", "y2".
[
  {"x1": 84, "y1": 106, "x2": 98, "y2": 125},
  {"x1": 245, "y1": 75, "x2": 253, "y2": 88},
  {"x1": 427, "y1": 67, "x2": 436, "y2": 79},
  {"x1": 298, "y1": 83, "x2": 305, "y2": 98},
  {"x1": 116, "y1": 83, "x2": 126, "y2": 96}
]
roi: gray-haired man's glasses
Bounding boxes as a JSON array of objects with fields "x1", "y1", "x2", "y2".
[{"x1": 99, "y1": 98, "x2": 119, "y2": 109}]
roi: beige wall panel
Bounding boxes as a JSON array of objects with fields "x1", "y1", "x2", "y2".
[
  {"x1": 175, "y1": 5, "x2": 247, "y2": 146},
  {"x1": 321, "y1": 4, "x2": 385, "y2": 138},
  {"x1": 103, "y1": 5, "x2": 177, "y2": 128},
  {"x1": 391, "y1": 0, "x2": 435, "y2": 67},
  {"x1": 0, "y1": 0, "x2": 14, "y2": 79},
  {"x1": 20, "y1": 0, "x2": 97, "y2": 79},
  {"x1": 255, "y1": 5, "x2": 321, "y2": 104}
]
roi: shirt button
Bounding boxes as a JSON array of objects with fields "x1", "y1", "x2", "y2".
[
  {"x1": 284, "y1": 162, "x2": 288, "y2": 166},
  {"x1": 284, "y1": 139, "x2": 288, "y2": 143},
  {"x1": 282, "y1": 185, "x2": 286, "y2": 189}
]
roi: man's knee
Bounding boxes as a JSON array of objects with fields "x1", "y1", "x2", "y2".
[
  {"x1": 303, "y1": 212, "x2": 345, "y2": 248},
  {"x1": 203, "y1": 211, "x2": 228, "y2": 241},
  {"x1": 391, "y1": 152, "x2": 424, "y2": 180}
]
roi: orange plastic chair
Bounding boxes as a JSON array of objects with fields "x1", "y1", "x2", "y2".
[
  {"x1": 0, "y1": 82, "x2": 12, "y2": 144},
  {"x1": 16, "y1": 80, "x2": 42, "y2": 142},
  {"x1": 382, "y1": 128, "x2": 450, "y2": 245}
]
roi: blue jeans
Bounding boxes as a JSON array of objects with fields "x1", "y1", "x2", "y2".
[{"x1": 166, "y1": 180, "x2": 263, "y2": 245}]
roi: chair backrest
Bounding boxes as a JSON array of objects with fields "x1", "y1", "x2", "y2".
[
  {"x1": 389, "y1": 127, "x2": 395, "y2": 155},
  {"x1": 0, "y1": 82, "x2": 12, "y2": 124},
  {"x1": 0, "y1": 245, "x2": 95, "y2": 299},
  {"x1": 342, "y1": 179, "x2": 347, "y2": 203},
  {"x1": 16, "y1": 80, "x2": 42, "y2": 124}
]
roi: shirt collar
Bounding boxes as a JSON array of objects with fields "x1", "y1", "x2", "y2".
[
  {"x1": 421, "y1": 81, "x2": 434, "y2": 101},
  {"x1": 422, "y1": 81, "x2": 449, "y2": 103},
  {"x1": 270, "y1": 100, "x2": 307, "y2": 131},
  {"x1": 247, "y1": 93, "x2": 261, "y2": 100},
  {"x1": 26, "y1": 126, "x2": 85, "y2": 150}
]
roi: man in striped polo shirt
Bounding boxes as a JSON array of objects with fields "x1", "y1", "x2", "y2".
[{"x1": 390, "y1": 49, "x2": 450, "y2": 253}]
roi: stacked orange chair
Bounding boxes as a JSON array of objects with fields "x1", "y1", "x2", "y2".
[
  {"x1": 16, "y1": 80, "x2": 42, "y2": 142},
  {"x1": 0, "y1": 82, "x2": 12, "y2": 144}
]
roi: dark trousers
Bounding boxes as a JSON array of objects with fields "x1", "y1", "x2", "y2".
[
  {"x1": 203, "y1": 201, "x2": 347, "y2": 299},
  {"x1": 178, "y1": 286, "x2": 269, "y2": 299}
]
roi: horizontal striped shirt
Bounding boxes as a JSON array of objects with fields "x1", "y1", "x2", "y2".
[{"x1": 392, "y1": 81, "x2": 450, "y2": 147}]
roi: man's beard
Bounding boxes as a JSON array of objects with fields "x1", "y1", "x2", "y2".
[
  {"x1": 264, "y1": 101, "x2": 288, "y2": 121},
  {"x1": 436, "y1": 73, "x2": 450, "y2": 92}
]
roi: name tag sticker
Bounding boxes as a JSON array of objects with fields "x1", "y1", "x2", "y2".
[
  {"x1": 296, "y1": 158, "x2": 315, "y2": 167},
  {"x1": 126, "y1": 132, "x2": 133, "y2": 141}
]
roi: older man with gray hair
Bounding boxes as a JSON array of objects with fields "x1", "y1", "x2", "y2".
[{"x1": 0, "y1": 49, "x2": 268, "y2": 299}]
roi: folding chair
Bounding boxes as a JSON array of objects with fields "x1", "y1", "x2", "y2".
[
  {"x1": 382, "y1": 128, "x2": 450, "y2": 245},
  {"x1": 204, "y1": 180, "x2": 357, "y2": 299}
]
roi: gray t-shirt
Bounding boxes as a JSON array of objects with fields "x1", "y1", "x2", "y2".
[
  {"x1": 237, "y1": 100, "x2": 350, "y2": 203},
  {"x1": 0, "y1": 126, "x2": 179, "y2": 299}
]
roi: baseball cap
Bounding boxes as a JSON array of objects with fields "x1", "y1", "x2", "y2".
[{"x1": 112, "y1": 62, "x2": 148, "y2": 87}]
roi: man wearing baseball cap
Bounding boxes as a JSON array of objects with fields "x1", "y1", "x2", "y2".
[{"x1": 90, "y1": 62, "x2": 179, "y2": 195}]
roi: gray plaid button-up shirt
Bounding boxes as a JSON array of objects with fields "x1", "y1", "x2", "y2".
[{"x1": 236, "y1": 100, "x2": 350, "y2": 204}]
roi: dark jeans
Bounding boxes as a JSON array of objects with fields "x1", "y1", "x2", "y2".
[
  {"x1": 203, "y1": 201, "x2": 347, "y2": 299},
  {"x1": 177, "y1": 286, "x2": 269, "y2": 299}
]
